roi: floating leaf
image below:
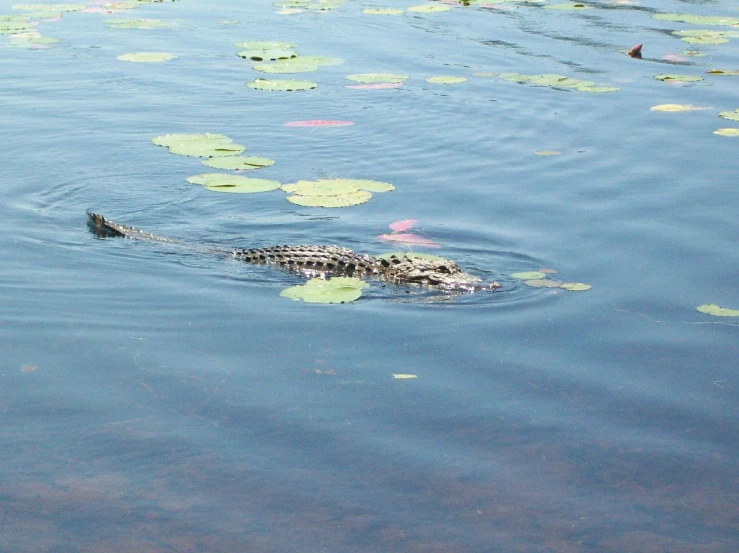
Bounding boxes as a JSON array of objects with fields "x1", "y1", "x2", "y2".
[
  {"x1": 650, "y1": 104, "x2": 711, "y2": 112},
  {"x1": 407, "y1": 4, "x2": 450, "y2": 12},
  {"x1": 246, "y1": 78, "x2": 317, "y2": 91},
  {"x1": 253, "y1": 59, "x2": 319, "y2": 73},
  {"x1": 706, "y1": 69, "x2": 739, "y2": 76},
  {"x1": 559, "y1": 282, "x2": 592, "y2": 291},
  {"x1": 168, "y1": 141, "x2": 245, "y2": 157},
  {"x1": 152, "y1": 133, "x2": 231, "y2": 147},
  {"x1": 389, "y1": 219, "x2": 418, "y2": 232},
  {"x1": 346, "y1": 73, "x2": 408, "y2": 84},
  {"x1": 13, "y1": 4, "x2": 85, "y2": 12},
  {"x1": 718, "y1": 109, "x2": 739, "y2": 122},
  {"x1": 653, "y1": 13, "x2": 739, "y2": 26},
  {"x1": 713, "y1": 128, "x2": 739, "y2": 136},
  {"x1": 117, "y1": 52, "x2": 175, "y2": 62},
  {"x1": 105, "y1": 18, "x2": 174, "y2": 29},
  {"x1": 535, "y1": 150, "x2": 561, "y2": 156},
  {"x1": 236, "y1": 48, "x2": 297, "y2": 61},
  {"x1": 284, "y1": 120, "x2": 354, "y2": 127},
  {"x1": 696, "y1": 304, "x2": 739, "y2": 317},
  {"x1": 345, "y1": 82, "x2": 404, "y2": 89},
  {"x1": 681, "y1": 36, "x2": 728, "y2": 45},
  {"x1": 186, "y1": 173, "x2": 281, "y2": 193},
  {"x1": 524, "y1": 279, "x2": 561, "y2": 288},
  {"x1": 362, "y1": 8, "x2": 403, "y2": 15},
  {"x1": 280, "y1": 276, "x2": 368, "y2": 303},
  {"x1": 202, "y1": 156, "x2": 275, "y2": 170},
  {"x1": 472, "y1": 72, "x2": 498, "y2": 77},
  {"x1": 426, "y1": 76, "x2": 467, "y2": 84},
  {"x1": 654, "y1": 74, "x2": 703, "y2": 82},
  {"x1": 392, "y1": 374, "x2": 418, "y2": 379},
  {"x1": 286, "y1": 190, "x2": 372, "y2": 207},
  {"x1": 282, "y1": 178, "x2": 393, "y2": 195},
  {"x1": 511, "y1": 271, "x2": 546, "y2": 280},
  {"x1": 295, "y1": 55, "x2": 344, "y2": 66}
]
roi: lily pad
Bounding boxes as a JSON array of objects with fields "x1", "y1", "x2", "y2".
[
  {"x1": 105, "y1": 18, "x2": 174, "y2": 29},
  {"x1": 280, "y1": 277, "x2": 368, "y2": 303},
  {"x1": 654, "y1": 74, "x2": 703, "y2": 82},
  {"x1": 535, "y1": 150, "x2": 561, "y2": 156},
  {"x1": 286, "y1": 190, "x2": 373, "y2": 207},
  {"x1": 718, "y1": 109, "x2": 739, "y2": 122},
  {"x1": 713, "y1": 128, "x2": 739, "y2": 136},
  {"x1": 407, "y1": 4, "x2": 450, "y2": 12},
  {"x1": 168, "y1": 141, "x2": 245, "y2": 157},
  {"x1": 511, "y1": 271, "x2": 546, "y2": 280},
  {"x1": 117, "y1": 52, "x2": 175, "y2": 62},
  {"x1": 426, "y1": 76, "x2": 467, "y2": 84},
  {"x1": 246, "y1": 78, "x2": 317, "y2": 91},
  {"x1": 559, "y1": 282, "x2": 592, "y2": 291},
  {"x1": 346, "y1": 73, "x2": 408, "y2": 84},
  {"x1": 696, "y1": 304, "x2": 739, "y2": 317},
  {"x1": 650, "y1": 104, "x2": 710, "y2": 112},
  {"x1": 152, "y1": 133, "x2": 231, "y2": 147},
  {"x1": 12, "y1": 4, "x2": 85, "y2": 11},
  {"x1": 253, "y1": 59, "x2": 319, "y2": 73},
  {"x1": 524, "y1": 279, "x2": 561, "y2": 288},
  {"x1": 706, "y1": 69, "x2": 739, "y2": 76},
  {"x1": 653, "y1": 13, "x2": 739, "y2": 26},
  {"x1": 202, "y1": 156, "x2": 275, "y2": 170},
  {"x1": 186, "y1": 174, "x2": 281, "y2": 193},
  {"x1": 236, "y1": 49, "x2": 297, "y2": 61}
]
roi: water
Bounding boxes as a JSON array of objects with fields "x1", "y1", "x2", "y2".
[{"x1": 1, "y1": 1, "x2": 737, "y2": 551}]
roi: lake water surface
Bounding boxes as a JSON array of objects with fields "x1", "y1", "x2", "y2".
[{"x1": 1, "y1": 1, "x2": 737, "y2": 552}]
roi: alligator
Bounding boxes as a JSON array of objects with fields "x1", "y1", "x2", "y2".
[{"x1": 87, "y1": 211, "x2": 500, "y2": 291}]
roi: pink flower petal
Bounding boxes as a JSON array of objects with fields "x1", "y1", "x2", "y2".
[
  {"x1": 345, "y1": 82, "x2": 404, "y2": 89},
  {"x1": 284, "y1": 120, "x2": 354, "y2": 127},
  {"x1": 377, "y1": 233, "x2": 441, "y2": 248},
  {"x1": 389, "y1": 219, "x2": 419, "y2": 232}
]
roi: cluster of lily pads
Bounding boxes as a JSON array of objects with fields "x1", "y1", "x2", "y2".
[
  {"x1": 273, "y1": 0, "x2": 345, "y2": 14},
  {"x1": 151, "y1": 133, "x2": 394, "y2": 206},
  {"x1": 510, "y1": 270, "x2": 591, "y2": 292},
  {"x1": 238, "y1": 40, "x2": 344, "y2": 92},
  {"x1": 478, "y1": 72, "x2": 619, "y2": 93}
]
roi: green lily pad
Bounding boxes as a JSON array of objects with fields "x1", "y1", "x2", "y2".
[
  {"x1": 524, "y1": 279, "x2": 561, "y2": 288},
  {"x1": 280, "y1": 276, "x2": 368, "y2": 304},
  {"x1": 559, "y1": 282, "x2": 592, "y2": 291},
  {"x1": 286, "y1": 190, "x2": 373, "y2": 207},
  {"x1": 0, "y1": 19, "x2": 34, "y2": 34},
  {"x1": 246, "y1": 78, "x2": 317, "y2": 91},
  {"x1": 653, "y1": 13, "x2": 739, "y2": 26},
  {"x1": 511, "y1": 271, "x2": 546, "y2": 280},
  {"x1": 654, "y1": 74, "x2": 703, "y2": 82},
  {"x1": 152, "y1": 133, "x2": 231, "y2": 147},
  {"x1": 544, "y1": 3, "x2": 592, "y2": 9},
  {"x1": 236, "y1": 49, "x2": 297, "y2": 61},
  {"x1": 707, "y1": 69, "x2": 739, "y2": 76},
  {"x1": 202, "y1": 156, "x2": 274, "y2": 170},
  {"x1": 346, "y1": 73, "x2": 408, "y2": 83},
  {"x1": 362, "y1": 8, "x2": 403, "y2": 15},
  {"x1": 186, "y1": 173, "x2": 281, "y2": 193},
  {"x1": 682, "y1": 36, "x2": 729, "y2": 44},
  {"x1": 117, "y1": 52, "x2": 175, "y2": 62},
  {"x1": 253, "y1": 59, "x2": 319, "y2": 73},
  {"x1": 293, "y1": 55, "x2": 344, "y2": 66},
  {"x1": 426, "y1": 76, "x2": 467, "y2": 84},
  {"x1": 714, "y1": 128, "x2": 739, "y2": 136},
  {"x1": 407, "y1": 4, "x2": 451, "y2": 12},
  {"x1": 282, "y1": 179, "x2": 360, "y2": 196},
  {"x1": 233, "y1": 40, "x2": 297, "y2": 50},
  {"x1": 718, "y1": 109, "x2": 739, "y2": 121},
  {"x1": 168, "y1": 141, "x2": 245, "y2": 157},
  {"x1": 696, "y1": 304, "x2": 739, "y2": 316}
]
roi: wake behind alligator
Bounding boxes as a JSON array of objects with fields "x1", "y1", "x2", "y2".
[{"x1": 87, "y1": 211, "x2": 500, "y2": 292}]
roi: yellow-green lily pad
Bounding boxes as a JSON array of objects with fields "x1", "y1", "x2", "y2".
[
  {"x1": 346, "y1": 73, "x2": 408, "y2": 83},
  {"x1": 696, "y1": 304, "x2": 739, "y2": 317},
  {"x1": 559, "y1": 282, "x2": 592, "y2": 291},
  {"x1": 253, "y1": 59, "x2": 319, "y2": 73},
  {"x1": 707, "y1": 69, "x2": 739, "y2": 76},
  {"x1": 280, "y1": 276, "x2": 368, "y2": 304},
  {"x1": 511, "y1": 271, "x2": 546, "y2": 280},
  {"x1": 653, "y1": 13, "x2": 739, "y2": 26},
  {"x1": 282, "y1": 179, "x2": 360, "y2": 196},
  {"x1": 286, "y1": 190, "x2": 373, "y2": 207},
  {"x1": 407, "y1": 4, "x2": 451, "y2": 12},
  {"x1": 246, "y1": 78, "x2": 317, "y2": 91},
  {"x1": 117, "y1": 52, "x2": 175, "y2": 62},
  {"x1": 186, "y1": 173, "x2": 281, "y2": 193},
  {"x1": 168, "y1": 141, "x2": 245, "y2": 157},
  {"x1": 12, "y1": 4, "x2": 85, "y2": 11},
  {"x1": 654, "y1": 74, "x2": 703, "y2": 82},
  {"x1": 152, "y1": 133, "x2": 231, "y2": 147},
  {"x1": 236, "y1": 49, "x2": 297, "y2": 61},
  {"x1": 713, "y1": 128, "x2": 739, "y2": 136},
  {"x1": 202, "y1": 156, "x2": 275, "y2": 170},
  {"x1": 524, "y1": 279, "x2": 561, "y2": 288},
  {"x1": 426, "y1": 76, "x2": 467, "y2": 84},
  {"x1": 718, "y1": 109, "x2": 739, "y2": 122},
  {"x1": 105, "y1": 18, "x2": 174, "y2": 29}
]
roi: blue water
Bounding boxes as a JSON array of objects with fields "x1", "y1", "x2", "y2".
[{"x1": 1, "y1": 1, "x2": 737, "y2": 551}]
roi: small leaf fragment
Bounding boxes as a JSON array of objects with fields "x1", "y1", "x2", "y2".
[
  {"x1": 511, "y1": 271, "x2": 546, "y2": 280},
  {"x1": 696, "y1": 304, "x2": 739, "y2": 317},
  {"x1": 559, "y1": 282, "x2": 592, "y2": 291},
  {"x1": 280, "y1": 277, "x2": 368, "y2": 304}
]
